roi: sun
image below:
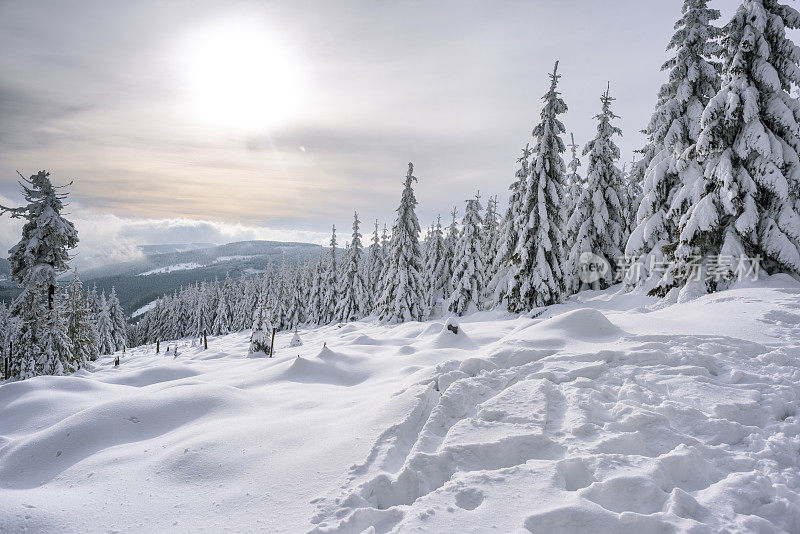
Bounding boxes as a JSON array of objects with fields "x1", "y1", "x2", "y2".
[{"x1": 180, "y1": 21, "x2": 304, "y2": 132}]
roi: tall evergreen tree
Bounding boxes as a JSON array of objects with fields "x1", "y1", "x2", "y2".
[
  {"x1": 212, "y1": 284, "x2": 231, "y2": 335},
  {"x1": 308, "y1": 253, "x2": 326, "y2": 325},
  {"x1": 107, "y1": 287, "x2": 127, "y2": 350},
  {"x1": 481, "y1": 195, "x2": 501, "y2": 298},
  {"x1": 249, "y1": 294, "x2": 273, "y2": 356},
  {"x1": 507, "y1": 61, "x2": 569, "y2": 310},
  {"x1": 287, "y1": 264, "x2": 307, "y2": 328},
  {"x1": 491, "y1": 147, "x2": 533, "y2": 307},
  {"x1": 321, "y1": 226, "x2": 339, "y2": 324},
  {"x1": 626, "y1": 0, "x2": 722, "y2": 291},
  {"x1": 96, "y1": 294, "x2": 115, "y2": 355},
  {"x1": 337, "y1": 212, "x2": 368, "y2": 321},
  {"x1": 449, "y1": 194, "x2": 486, "y2": 314},
  {"x1": 565, "y1": 85, "x2": 627, "y2": 292},
  {"x1": 64, "y1": 273, "x2": 100, "y2": 364},
  {"x1": 423, "y1": 215, "x2": 447, "y2": 314},
  {"x1": 0, "y1": 171, "x2": 79, "y2": 378},
  {"x1": 565, "y1": 134, "x2": 583, "y2": 213},
  {"x1": 365, "y1": 220, "x2": 385, "y2": 314},
  {"x1": 663, "y1": 0, "x2": 800, "y2": 299},
  {"x1": 378, "y1": 163, "x2": 426, "y2": 323}
]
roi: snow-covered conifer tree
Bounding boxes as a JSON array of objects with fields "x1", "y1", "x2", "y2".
[
  {"x1": 565, "y1": 134, "x2": 583, "y2": 213},
  {"x1": 287, "y1": 264, "x2": 307, "y2": 328},
  {"x1": 0, "y1": 171, "x2": 79, "y2": 378},
  {"x1": 64, "y1": 273, "x2": 100, "y2": 364},
  {"x1": 623, "y1": 155, "x2": 643, "y2": 241},
  {"x1": 365, "y1": 220, "x2": 385, "y2": 314},
  {"x1": 107, "y1": 287, "x2": 127, "y2": 350},
  {"x1": 659, "y1": 0, "x2": 800, "y2": 299},
  {"x1": 96, "y1": 294, "x2": 115, "y2": 355},
  {"x1": 337, "y1": 212, "x2": 368, "y2": 321},
  {"x1": 320, "y1": 226, "x2": 339, "y2": 324},
  {"x1": 441, "y1": 207, "x2": 459, "y2": 300},
  {"x1": 626, "y1": 0, "x2": 722, "y2": 291},
  {"x1": 377, "y1": 163, "x2": 426, "y2": 323},
  {"x1": 507, "y1": 62, "x2": 569, "y2": 310},
  {"x1": 249, "y1": 295, "x2": 273, "y2": 356},
  {"x1": 565, "y1": 84, "x2": 627, "y2": 292},
  {"x1": 449, "y1": 194, "x2": 486, "y2": 314},
  {"x1": 490, "y1": 146, "x2": 532, "y2": 306},
  {"x1": 308, "y1": 253, "x2": 325, "y2": 325},
  {"x1": 212, "y1": 284, "x2": 231, "y2": 335},
  {"x1": 481, "y1": 196, "x2": 501, "y2": 297},
  {"x1": 423, "y1": 215, "x2": 447, "y2": 315}
]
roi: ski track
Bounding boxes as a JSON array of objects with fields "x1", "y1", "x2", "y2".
[{"x1": 310, "y1": 288, "x2": 800, "y2": 534}]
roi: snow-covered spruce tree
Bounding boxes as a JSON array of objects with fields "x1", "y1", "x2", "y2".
[
  {"x1": 365, "y1": 220, "x2": 385, "y2": 314},
  {"x1": 565, "y1": 134, "x2": 583, "y2": 213},
  {"x1": 441, "y1": 207, "x2": 459, "y2": 300},
  {"x1": 490, "y1": 146, "x2": 532, "y2": 307},
  {"x1": 308, "y1": 253, "x2": 326, "y2": 325},
  {"x1": 449, "y1": 194, "x2": 486, "y2": 314},
  {"x1": 660, "y1": 0, "x2": 800, "y2": 299},
  {"x1": 423, "y1": 215, "x2": 447, "y2": 314},
  {"x1": 107, "y1": 287, "x2": 127, "y2": 350},
  {"x1": 96, "y1": 294, "x2": 115, "y2": 355},
  {"x1": 64, "y1": 273, "x2": 100, "y2": 364},
  {"x1": 38, "y1": 304, "x2": 73, "y2": 375},
  {"x1": 507, "y1": 61, "x2": 569, "y2": 310},
  {"x1": 194, "y1": 281, "x2": 209, "y2": 337},
  {"x1": 337, "y1": 212, "x2": 368, "y2": 322},
  {"x1": 212, "y1": 284, "x2": 231, "y2": 335},
  {"x1": 287, "y1": 265, "x2": 307, "y2": 328},
  {"x1": 481, "y1": 195, "x2": 501, "y2": 300},
  {"x1": 0, "y1": 303, "x2": 9, "y2": 371},
  {"x1": 249, "y1": 295, "x2": 273, "y2": 356},
  {"x1": 269, "y1": 259, "x2": 287, "y2": 331},
  {"x1": 320, "y1": 226, "x2": 339, "y2": 324},
  {"x1": 0, "y1": 171, "x2": 79, "y2": 379},
  {"x1": 565, "y1": 84, "x2": 627, "y2": 292},
  {"x1": 377, "y1": 163, "x2": 426, "y2": 323},
  {"x1": 625, "y1": 0, "x2": 722, "y2": 291},
  {"x1": 623, "y1": 155, "x2": 644, "y2": 241}
]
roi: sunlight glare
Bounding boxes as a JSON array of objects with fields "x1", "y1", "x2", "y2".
[{"x1": 181, "y1": 21, "x2": 304, "y2": 132}]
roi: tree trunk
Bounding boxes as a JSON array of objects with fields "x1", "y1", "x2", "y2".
[{"x1": 269, "y1": 328, "x2": 276, "y2": 358}]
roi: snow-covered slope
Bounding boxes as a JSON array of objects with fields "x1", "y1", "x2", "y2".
[{"x1": 2, "y1": 278, "x2": 800, "y2": 533}]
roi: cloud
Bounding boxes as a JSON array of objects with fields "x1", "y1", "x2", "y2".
[{"x1": 0, "y1": 200, "x2": 330, "y2": 270}]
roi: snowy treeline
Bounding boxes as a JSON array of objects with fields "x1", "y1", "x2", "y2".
[
  {"x1": 0, "y1": 172, "x2": 127, "y2": 380},
  {"x1": 4, "y1": 0, "x2": 800, "y2": 370},
  {"x1": 130, "y1": 0, "x2": 800, "y2": 344}
]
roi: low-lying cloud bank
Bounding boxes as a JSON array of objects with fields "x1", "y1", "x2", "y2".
[{"x1": 0, "y1": 197, "x2": 328, "y2": 271}]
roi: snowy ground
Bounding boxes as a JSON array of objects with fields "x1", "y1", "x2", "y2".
[{"x1": 2, "y1": 277, "x2": 800, "y2": 533}]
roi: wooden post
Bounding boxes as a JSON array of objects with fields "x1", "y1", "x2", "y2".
[
  {"x1": 269, "y1": 328, "x2": 276, "y2": 358},
  {"x1": 156, "y1": 340, "x2": 160, "y2": 354},
  {"x1": 203, "y1": 329, "x2": 208, "y2": 350}
]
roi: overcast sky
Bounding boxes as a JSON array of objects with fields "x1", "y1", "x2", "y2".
[{"x1": 0, "y1": 0, "x2": 745, "y2": 267}]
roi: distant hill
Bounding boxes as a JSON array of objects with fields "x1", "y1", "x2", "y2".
[
  {"x1": 139, "y1": 243, "x2": 215, "y2": 255},
  {"x1": 81, "y1": 240, "x2": 322, "y2": 318},
  {"x1": 0, "y1": 241, "x2": 322, "y2": 315}
]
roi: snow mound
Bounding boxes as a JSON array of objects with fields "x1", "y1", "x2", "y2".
[
  {"x1": 279, "y1": 356, "x2": 368, "y2": 386},
  {"x1": 523, "y1": 308, "x2": 623, "y2": 342},
  {"x1": 98, "y1": 364, "x2": 200, "y2": 387}
]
